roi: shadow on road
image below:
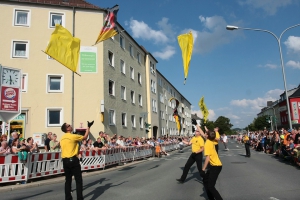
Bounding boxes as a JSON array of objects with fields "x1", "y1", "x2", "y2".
[
  {"x1": 148, "y1": 164, "x2": 160, "y2": 170},
  {"x1": 118, "y1": 166, "x2": 136, "y2": 171},
  {"x1": 19, "y1": 190, "x2": 53, "y2": 199},
  {"x1": 238, "y1": 154, "x2": 247, "y2": 157}
]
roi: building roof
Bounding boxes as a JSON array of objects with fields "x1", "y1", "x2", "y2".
[
  {"x1": 191, "y1": 113, "x2": 201, "y2": 120},
  {"x1": 4, "y1": 0, "x2": 102, "y2": 9},
  {"x1": 289, "y1": 85, "x2": 300, "y2": 98}
]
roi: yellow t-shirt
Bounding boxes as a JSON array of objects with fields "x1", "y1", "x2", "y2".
[
  {"x1": 60, "y1": 133, "x2": 83, "y2": 158},
  {"x1": 243, "y1": 135, "x2": 249, "y2": 142},
  {"x1": 213, "y1": 131, "x2": 220, "y2": 145},
  {"x1": 204, "y1": 139, "x2": 222, "y2": 166},
  {"x1": 190, "y1": 136, "x2": 204, "y2": 153}
]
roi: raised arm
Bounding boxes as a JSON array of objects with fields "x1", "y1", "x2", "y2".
[{"x1": 83, "y1": 121, "x2": 94, "y2": 140}]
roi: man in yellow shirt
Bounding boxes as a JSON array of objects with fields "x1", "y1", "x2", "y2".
[
  {"x1": 205, "y1": 126, "x2": 220, "y2": 154},
  {"x1": 243, "y1": 133, "x2": 251, "y2": 157},
  {"x1": 60, "y1": 120, "x2": 94, "y2": 200},
  {"x1": 201, "y1": 131, "x2": 223, "y2": 200},
  {"x1": 176, "y1": 119, "x2": 205, "y2": 184}
]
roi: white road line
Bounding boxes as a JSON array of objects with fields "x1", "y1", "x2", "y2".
[{"x1": 269, "y1": 197, "x2": 280, "y2": 200}]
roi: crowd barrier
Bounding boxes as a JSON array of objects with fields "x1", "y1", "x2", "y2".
[{"x1": 0, "y1": 143, "x2": 180, "y2": 184}]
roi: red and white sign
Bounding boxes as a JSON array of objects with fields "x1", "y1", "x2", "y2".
[{"x1": 0, "y1": 86, "x2": 19, "y2": 112}]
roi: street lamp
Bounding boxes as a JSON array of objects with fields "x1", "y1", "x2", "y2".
[{"x1": 226, "y1": 24, "x2": 300, "y2": 129}]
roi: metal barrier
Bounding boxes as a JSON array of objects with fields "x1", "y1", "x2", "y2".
[{"x1": 0, "y1": 143, "x2": 182, "y2": 184}]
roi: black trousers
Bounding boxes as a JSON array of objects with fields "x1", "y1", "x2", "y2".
[
  {"x1": 245, "y1": 143, "x2": 250, "y2": 157},
  {"x1": 180, "y1": 152, "x2": 203, "y2": 181},
  {"x1": 203, "y1": 166, "x2": 223, "y2": 200},
  {"x1": 63, "y1": 157, "x2": 83, "y2": 200},
  {"x1": 215, "y1": 144, "x2": 219, "y2": 154}
]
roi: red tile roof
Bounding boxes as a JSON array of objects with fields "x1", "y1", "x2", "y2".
[{"x1": 6, "y1": 0, "x2": 102, "y2": 9}]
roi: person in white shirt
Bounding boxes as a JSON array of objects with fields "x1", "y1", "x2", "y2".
[
  {"x1": 116, "y1": 135, "x2": 125, "y2": 147},
  {"x1": 222, "y1": 133, "x2": 229, "y2": 150}
]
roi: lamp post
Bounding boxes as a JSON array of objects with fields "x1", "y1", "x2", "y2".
[{"x1": 226, "y1": 24, "x2": 300, "y2": 130}]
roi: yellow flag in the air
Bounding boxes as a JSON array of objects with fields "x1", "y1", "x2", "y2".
[
  {"x1": 44, "y1": 24, "x2": 80, "y2": 73},
  {"x1": 199, "y1": 96, "x2": 209, "y2": 123},
  {"x1": 177, "y1": 31, "x2": 193, "y2": 84}
]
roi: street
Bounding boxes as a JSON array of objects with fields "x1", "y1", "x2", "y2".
[{"x1": 2, "y1": 139, "x2": 300, "y2": 200}]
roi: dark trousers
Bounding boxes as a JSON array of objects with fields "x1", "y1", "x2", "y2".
[
  {"x1": 63, "y1": 157, "x2": 83, "y2": 200},
  {"x1": 215, "y1": 144, "x2": 219, "y2": 154},
  {"x1": 245, "y1": 143, "x2": 250, "y2": 157},
  {"x1": 203, "y1": 166, "x2": 223, "y2": 200},
  {"x1": 180, "y1": 152, "x2": 203, "y2": 181}
]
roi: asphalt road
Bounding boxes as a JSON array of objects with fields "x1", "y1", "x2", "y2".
[{"x1": 1, "y1": 139, "x2": 300, "y2": 200}]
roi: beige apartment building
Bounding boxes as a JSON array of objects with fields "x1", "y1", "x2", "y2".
[
  {"x1": 157, "y1": 71, "x2": 192, "y2": 137},
  {"x1": 0, "y1": 0, "x2": 192, "y2": 142}
]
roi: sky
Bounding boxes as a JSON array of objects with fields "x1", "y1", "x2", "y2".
[{"x1": 88, "y1": 0, "x2": 300, "y2": 128}]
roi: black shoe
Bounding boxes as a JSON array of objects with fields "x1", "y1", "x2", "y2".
[{"x1": 176, "y1": 179, "x2": 184, "y2": 184}]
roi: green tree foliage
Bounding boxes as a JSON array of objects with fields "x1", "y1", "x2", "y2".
[
  {"x1": 214, "y1": 116, "x2": 233, "y2": 134},
  {"x1": 200, "y1": 119, "x2": 214, "y2": 131},
  {"x1": 254, "y1": 116, "x2": 270, "y2": 130}
]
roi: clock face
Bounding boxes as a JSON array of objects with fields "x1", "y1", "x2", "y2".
[{"x1": 2, "y1": 68, "x2": 21, "y2": 87}]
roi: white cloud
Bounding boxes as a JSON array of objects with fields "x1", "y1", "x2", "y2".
[
  {"x1": 286, "y1": 60, "x2": 300, "y2": 69},
  {"x1": 230, "y1": 89, "x2": 283, "y2": 110},
  {"x1": 284, "y1": 36, "x2": 300, "y2": 53},
  {"x1": 191, "y1": 109, "x2": 216, "y2": 121},
  {"x1": 193, "y1": 15, "x2": 240, "y2": 54},
  {"x1": 258, "y1": 63, "x2": 277, "y2": 69},
  {"x1": 153, "y1": 45, "x2": 176, "y2": 60},
  {"x1": 126, "y1": 18, "x2": 169, "y2": 44},
  {"x1": 238, "y1": 0, "x2": 293, "y2": 15},
  {"x1": 157, "y1": 17, "x2": 176, "y2": 42}
]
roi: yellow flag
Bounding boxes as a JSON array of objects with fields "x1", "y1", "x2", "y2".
[
  {"x1": 95, "y1": 5, "x2": 119, "y2": 44},
  {"x1": 199, "y1": 96, "x2": 209, "y2": 123},
  {"x1": 44, "y1": 24, "x2": 80, "y2": 73},
  {"x1": 177, "y1": 31, "x2": 193, "y2": 84}
]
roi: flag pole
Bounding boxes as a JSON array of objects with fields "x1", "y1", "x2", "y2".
[{"x1": 72, "y1": 7, "x2": 75, "y2": 129}]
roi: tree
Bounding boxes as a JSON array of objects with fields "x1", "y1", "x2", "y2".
[
  {"x1": 254, "y1": 116, "x2": 270, "y2": 130},
  {"x1": 214, "y1": 116, "x2": 233, "y2": 134},
  {"x1": 200, "y1": 119, "x2": 214, "y2": 131}
]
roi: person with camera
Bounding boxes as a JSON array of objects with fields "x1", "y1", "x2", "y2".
[
  {"x1": 60, "y1": 120, "x2": 94, "y2": 200},
  {"x1": 176, "y1": 118, "x2": 205, "y2": 184}
]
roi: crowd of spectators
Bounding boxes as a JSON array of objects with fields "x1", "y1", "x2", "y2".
[{"x1": 240, "y1": 128, "x2": 300, "y2": 166}]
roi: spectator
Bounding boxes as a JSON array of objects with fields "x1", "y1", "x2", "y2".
[
  {"x1": 0, "y1": 141, "x2": 11, "y2": 155},
  {"x1": 11, "y1": 138, "x2": 20, "y2": 154},
  {"x1": 98, "y1": 131, "x2": 105, "y2": 144},
  {"x1": 86, "y1": 139, "x2": 94, "y2": 151},
  {"x1": 44, "y1": 132, "x2": 52, "y2": 152},
  {"x1": 80, "y1": 139, "x2": 88, "y2": 151},
  {"x1": 8, "y1": 132, "x2": 19, "y2": 147},
  {"x1": 27, "y1": 137, "x2": 39, "y2": 153},
  {"x1": 93, "y1": 137, "x2": 103, "y2": 150},
  {"x1": 295, "y1": 128, "x2": 300, "y2": 145},
  {"x1": 50, "y1": 133, "x2": 60, "y2": 152},
  {"x1": 0, "y1": 134, "x2": 7, "y2": 143},
  {"x1": 116, "y1": 136, "x2": 125, "y2": 147},
  {"x1": 222, "y1": 133, "x2": 229, "y2": 150},
  {"x1": 18, "y1": 138, "x2": 29, "y2": 162}
]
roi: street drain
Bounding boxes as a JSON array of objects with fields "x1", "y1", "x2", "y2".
[{"x1": 231, "y1": 162, "x2": 246, "y2": 164}]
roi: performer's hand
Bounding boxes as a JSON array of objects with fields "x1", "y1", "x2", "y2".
[
  {"x1": 192, "y1": 118, "x2": 197, "y2": 126},
  {"x1": 87, "y1": 120, "x2": 94, "y2": 128},
  {"x1": 200, "y1": 170, "x2": 206, "y2": 178}
]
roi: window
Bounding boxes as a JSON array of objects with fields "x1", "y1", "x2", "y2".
[
  {"x1": 138, "y1": 94, "x2": 142, "y2": 106},
  {"x1": 137, "y1": 52, "x2": 141, "y2": 64},
  {"x1": 22, "y1": 73, "x2": 28, "y2": 92},
  {"x1": 109, "y1": 80, "x2": 115, "y2": 96},
  {"x1": 130, "y1": 67, "x2": 134, "y2": 79},
  {"x1": 131, "y1": 115, "x2": 136, "y2": 128},
  {"x1": 121, "y1": 86, "x2": 126, "y2": 100},
  {"x1": 120, "y1": 59, "x2": 125, "y2": 74},
  {"x1": 138, "y1": 73, "x2": 142, "y2": 85},
  {"x1": 122, "y1": 113, "x2": 127, "y2": 126},
  {"x1": 108, "y1": 51, "x2": 114, "y2": 67},
  {"x1": 47, "y1": 75, "x2": 63, "y2": 93},
  {"x1": 129, "y1": 44, "x2": 134, "y2": 57},
  {"x1": 14, "y1": 9, "x2": 30, "y2": 26},
  {"x1": 47, "y1": 108, "x2": 63, "y2": 126},
  {"x1": 12, "y1": 41, "x2": 29, "y2": 58},
  {"x1": 152, "y1": 99, "x2": 157, "y2": 112},
  {"x1": 139, "y1": 117, "x2": 144, "y2": 128},
  {"x1": 109, "y1": 110, "x2": 115, "y2": 125},
  {"x1": 131, "y1": 90, "x2": 135, "y2": 104},
  {"x1": 151, "y1": 80, "x2": 156, "y2": 93},
  {"x1": 120, "y1": 35, "x2": 125, "y2": 49},
  {"x1": 49, "y1": 12, "x2": 64, "y2": 28},
  {"x1": 160, "y1": 93, "x2": 164, "y2": 103}
]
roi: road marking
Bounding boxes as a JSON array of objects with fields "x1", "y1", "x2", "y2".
[{"x1": 269, "y1": 197, "x2": 280, "y2": 200}]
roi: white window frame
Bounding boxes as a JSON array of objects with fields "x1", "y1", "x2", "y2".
[
  {"x1": 109, "y1": 109, "x2": 115, "y2": 125},
  {"x1": 109, "y1": 79, "x2": 115, "y2": 96},
  {"x1": 130, "y1": 67, "x2": 134, "y2": 80},
  {"x1": 129, "y1": 44, "x2": 134, "y2": 58},
  {"x1": 137, "y1": 52, "x2": 141, "y2": 64},
  {"x1": 46, "y1": 107, "x2": 63, "y2": 127},
  {"x1": 12, "y1": 40, "x2": 29, "y2": 58},
  {"x1": 22, "y1": 73, "x2": 28, "y2": 92},
  {"x1": 120, "y1": 35, "x2": 125, "y2": 49},
  {"x1": 120, "y1": 59, "x2": 125, "y2": 74},
  {"x1": 47, "y1": 74, "x2": 64, "y2": 93},
  {"x1": 131, "y1": 90, "x2": 135, "y2": 104},
  {"x1": 131, "y1": 115, "x2": 136, "y2": 128},
  {"x1": 152, "y1": 99, "x2": 157, "y2": 112},
  {"x1": 49, "y1": 12, "x2": 65, "y2": 28},
  {"x1": 108, "y1": 50, "x2": 114, "y2": 67},
  {"x1": 121, "y1": 85, "x2": 126, "y2": 100},
  {"x1": 138, "y1": 73, "x2": 142, "y2": 85},
  {"x1": 139, "y1": 117, "x2": 144, "y2": 128},
  {"x1": 13, "y1": 9, "x2": 31, "y2": 27},
  {"x1": 138, "y1": 94, "x2": 142, "y2": 107},
  {"x1": 121, "y1": 112, "x2": 127, "y2": 127}
]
